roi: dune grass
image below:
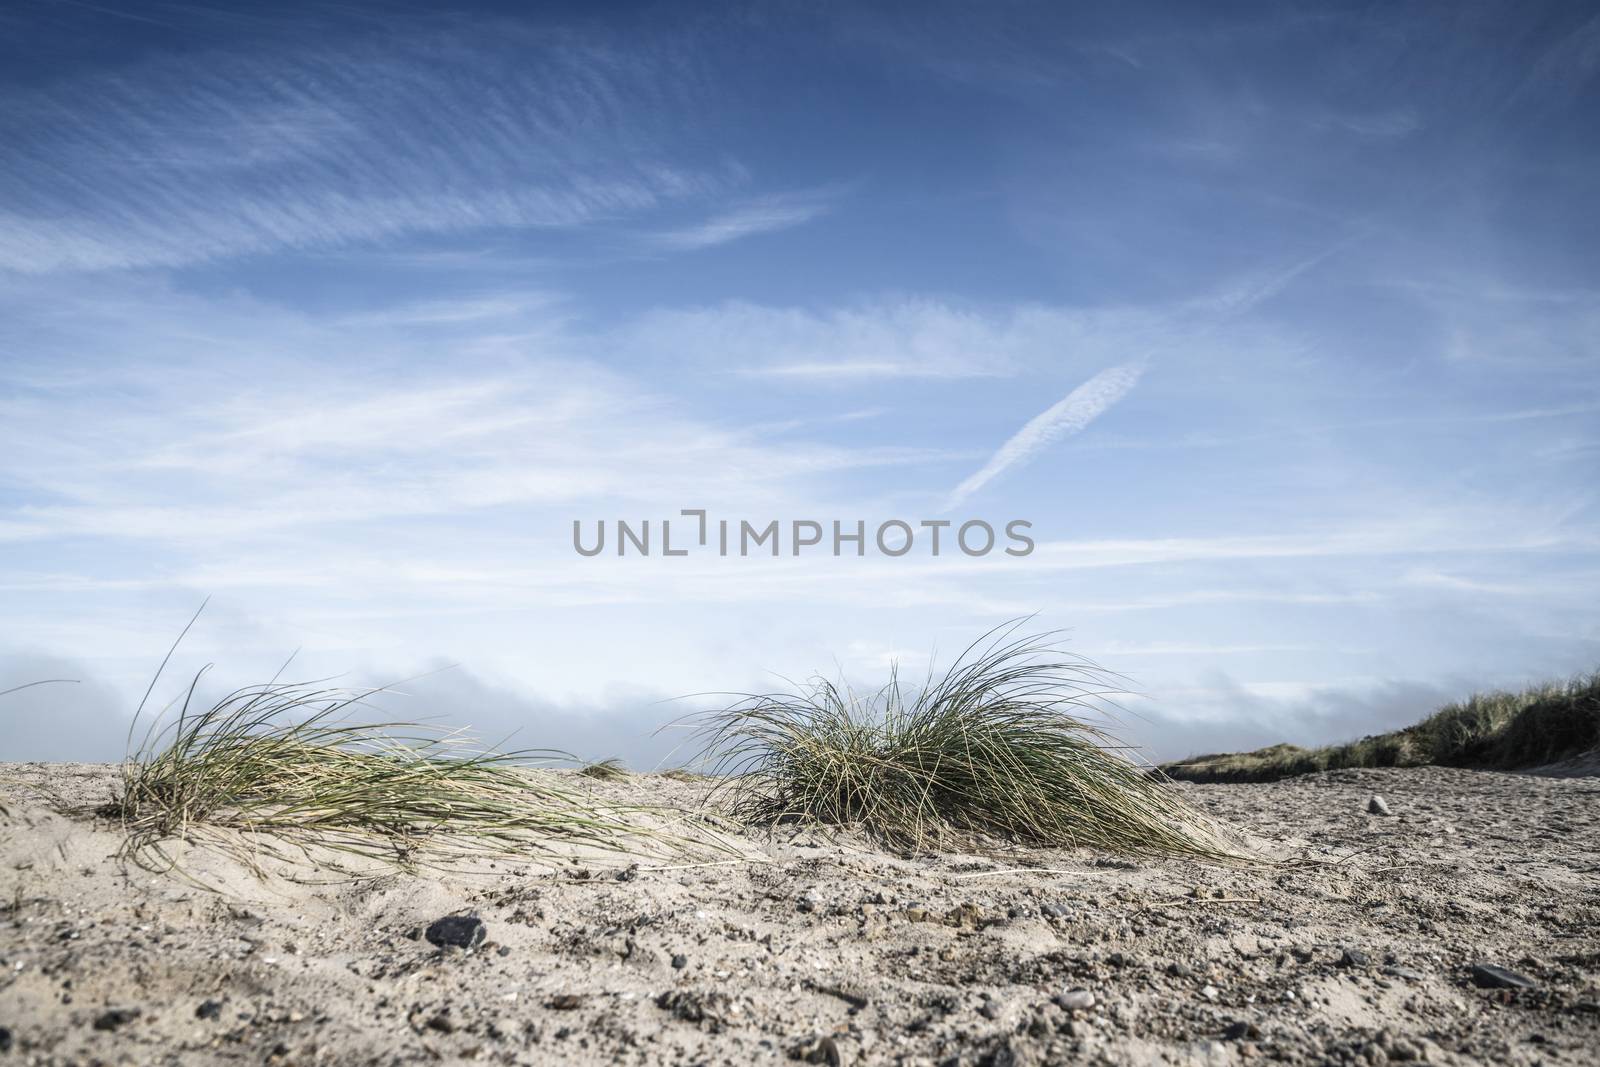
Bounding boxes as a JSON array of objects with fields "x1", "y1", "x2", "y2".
[
  {"x1": 1163, "y1": 670, "x2": 1600, "y2": 783},
  {"x1": 696, "y1": 624, "x2": 1243, "y2": 861},
  {"x1": 578, "y1": 757, "x2": 630, "y2": 781},
  {"x1": 110, "y1": 673, "x2": 665, "y2": 876}
]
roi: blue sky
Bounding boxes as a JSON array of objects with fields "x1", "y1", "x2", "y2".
[{"x1": 2, "y1": 0, "x2": 1597, "y2": 765}]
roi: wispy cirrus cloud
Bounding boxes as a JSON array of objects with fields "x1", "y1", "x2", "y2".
[
  {"x1": 650, "y1": 189, "x2": 837, "y2": 251},
  {"x1": 0, "y1": 20, "x2": 735, "y2": 273},
  {"x1": 943, "y1": 360, "x2": 1146, "y2": 509},
  {"x1": 622, "y1": 298, "x2": 1018, "y2": 380},
  {"x1": 625, "y1": 298, "x2": 1201, "y2": 381}
]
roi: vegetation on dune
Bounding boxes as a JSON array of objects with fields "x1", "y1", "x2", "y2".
[
  {"x1": 1162, "y1": 671, "x2": 1600, "y2": 784},
  {"x1": 578, "y1": 757, "x2": 630, "y2": 781},
  {"x1": 696, "y1": 623, "x2": 1244, "y2": 861},
  {"x1": 110, "y1": 673, "x2": 666, "y2": 876}
]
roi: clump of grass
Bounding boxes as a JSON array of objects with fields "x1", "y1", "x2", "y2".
[
  {"x1": 1162, "y1": 670, "x2": 1600, "y2": 783},
  {"x1": 578, "y1": 757, "x2": 630, "y2": 781},
  {"x1": 1424, "y1": 673, "x2": 1599, "y2": 767},
  {"x1": 696, "y1": 624, "x2": 1242, "y2": 861},
  {"x1": 111, "y1": 673, "x2": 662, "y2": 876}
]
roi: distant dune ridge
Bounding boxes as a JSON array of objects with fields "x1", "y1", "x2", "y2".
[{"x1": 1161, "y1": 671, "x2": 1600, "y2": 783}]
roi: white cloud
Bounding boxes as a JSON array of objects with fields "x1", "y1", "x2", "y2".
[
  {"x1": 0, "y1": 365, "x2": 950, "y2": 544},
  {"x1": 2, "y1": 263, "x2": 1596, "y2": 761},
  {"x1": 0, "y1": 279, "x2": 964, "y2": 549}
]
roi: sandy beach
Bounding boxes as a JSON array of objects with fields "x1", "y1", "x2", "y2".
[{"x1": 2, "y1": 762, "x2": 1595, "y2": 1066}]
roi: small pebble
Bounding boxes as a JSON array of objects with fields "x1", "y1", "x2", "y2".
[
  {"x1": 1055, "y1": 989, "x2": 1095, "y2": 1011},
  {"x1": 1470, "y1": 963, "x2": 1537, "y2": 990},
  {"x1": 92, "y1": 1008, "x2": 140, "y2": 1032},
  {"x1": 425, "y1": 916, "x2": 486, "y2": 950}
]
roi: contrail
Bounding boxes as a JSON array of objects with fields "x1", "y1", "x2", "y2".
[
  {"x1": 939, "y1": 234, "x2": 1360, "y2": 511},
  {"x1": 943, "y1": 360, "x2": 1145, "y2": 511}
]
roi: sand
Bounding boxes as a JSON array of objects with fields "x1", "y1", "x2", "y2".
[{"x1": 1, "y1": 762, "x2": 1596, "y2": 1065}]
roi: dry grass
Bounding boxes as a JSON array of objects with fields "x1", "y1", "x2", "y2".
[
  {"x1": 696, "y1": 623, "x2": 1244, "y2": 861},
  {"x1": 578, "y1": 757, "x2": 630, "y2": 781},
  {"x1": 109, "y1": 673, "x2": 669, "y2": 877}
]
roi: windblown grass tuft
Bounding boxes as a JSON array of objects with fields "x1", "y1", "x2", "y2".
[
  {"x1": 111, "y1": 674, "x2": 663, "y2": 876},
  {"x1": 696, "y1": 624, "x2": 1242, "y2": 860}
]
